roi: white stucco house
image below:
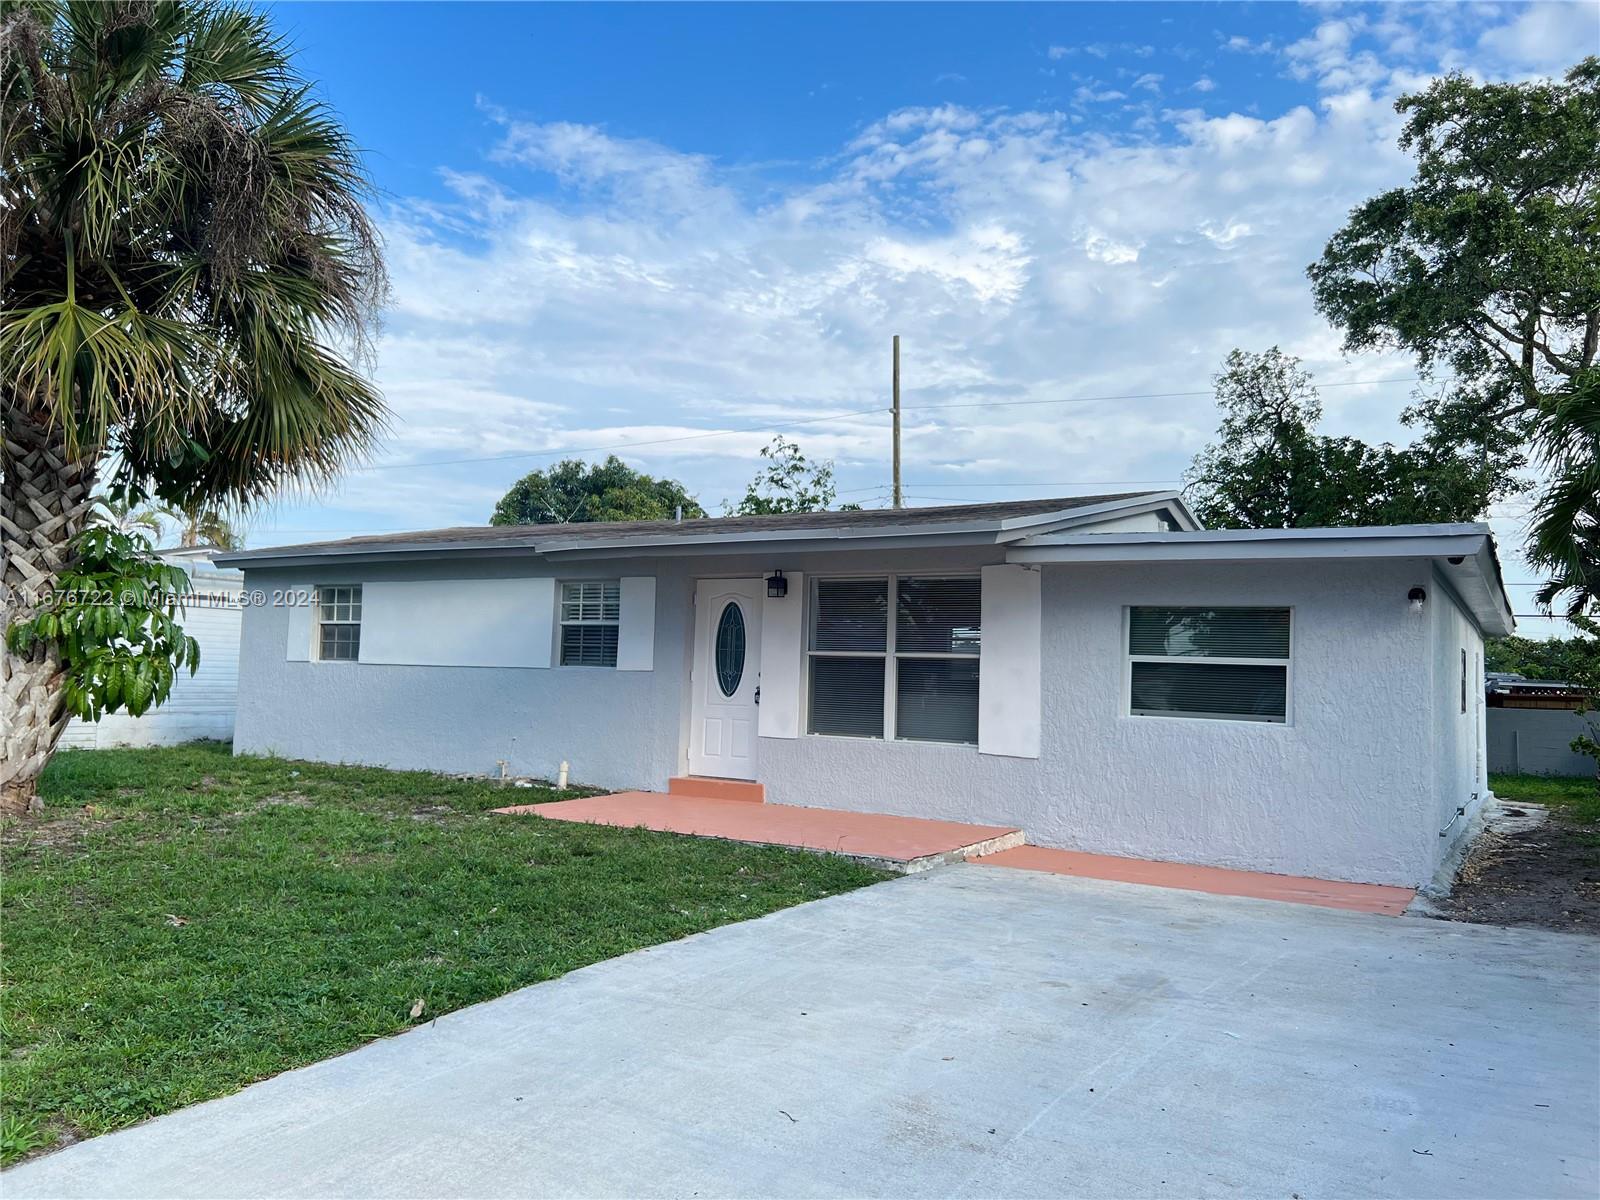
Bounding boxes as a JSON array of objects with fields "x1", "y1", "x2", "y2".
[
  {"x1": 217, "y1": 491, "x2": 1513, "y2": 888},
  {"x1": 61, "y1": 548, "x2": 244, "y2": 749}
]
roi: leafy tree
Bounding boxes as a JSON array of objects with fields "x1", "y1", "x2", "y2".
[
  {"x1": 1184, "y1": 348, "x2": 1526, "y2": 529},
  {"x1": 489, "y1": 456, "x2": 705, "y2": 525},
  {"x1": 1308, "y1": 59, "x2": 1600, "y2": 615},
  {"x1": 728, "y1": 437, "x2": 860, "y2": 516},
  {"x1": 5, "y1": 517, "x2": 199, "y2": 811},
  {"x1": 1486, "y1": 634, "x2": 1596, "y2": 681},
  {"x1": 2, "y1": 1, "x2": 387, "y2": 812}
]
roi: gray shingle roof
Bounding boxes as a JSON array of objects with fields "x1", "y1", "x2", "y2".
[{"x1": 216, "y1": 492, "x2": 1166, "y2": 564}]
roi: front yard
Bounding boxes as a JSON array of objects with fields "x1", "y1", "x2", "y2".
[{"x1": 0, "y1": 743, "x2": 886, "y2": 1165}]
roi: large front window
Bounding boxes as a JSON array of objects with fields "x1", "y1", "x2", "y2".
[
  {"x1": 1127, "y1": 606, "x2": 1290, "y2": 723},
  {"x1": 807, "y1": 576, "x2": 980, "y2": 744}
]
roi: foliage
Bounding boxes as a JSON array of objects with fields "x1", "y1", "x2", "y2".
[
  {"x1": 1184, "y1": 348, "x2": 1527, "y2": 529},
  {"x1": 1485, "y1": 634, "x2": 1597, "y2": 681},
  {"x1": 1308, "y1": 59, "x2": 1600, "y2": 614},
  {"x1": 728, "y1": 436, "x2": 860, "y2": 516},
  {"x1": 489, "y1": 455, "x2": 704, "y2": 525},
  {"x1": 0, "y1": 742, "x2": 887, "y2": 1163},
  {"x1": 1, "y1": 0, "x2": 389, "y2": 510},
  {"x1": 4, "y1": 516, "x2": 198, "y2": 721}
]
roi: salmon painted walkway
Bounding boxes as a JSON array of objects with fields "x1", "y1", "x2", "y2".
[
  {"x1": 495, "y1": 790, "x2": 1416, "y2": 914},
  {"x1": 493, "y1": 791, "x2": 1024, "y2": 869},
  {"x1": 973, "y1": 844, "x2": 1416, "y2": 916}
]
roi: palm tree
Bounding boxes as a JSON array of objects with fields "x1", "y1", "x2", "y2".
[
  {"x1": 173, "y1": 503, "x2": 244, "y2": 550},
  {"x1": 1528, "y1": 380, "x2": 1600, "y2": 619},
  {"x1": 1, "y1": 0, "x2": 388, "y2": 813}
]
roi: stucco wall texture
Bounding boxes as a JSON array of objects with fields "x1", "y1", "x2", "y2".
[{"x1": 234, "y1": 549, "x2": 1471, "y2": 887}]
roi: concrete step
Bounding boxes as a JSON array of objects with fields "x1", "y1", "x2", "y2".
[{"x1": 668, "y1": 776, "x2": 765, "y2": 804}]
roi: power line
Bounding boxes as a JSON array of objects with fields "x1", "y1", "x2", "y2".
[
  {"x1": 910, "y1": 376, "x2": 1432, "y2": 414},
  {"x1": 347, "y1": 374, "x2": 1435, "y2": 476},
  {"x1": 352, "y1": 405, "x2": 890, "y2": 473},
  {"x1": 839, "y1": 479, "x2": 1181, "y2": 494}
]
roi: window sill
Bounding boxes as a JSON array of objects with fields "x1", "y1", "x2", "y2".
[
  {"x1": 1121, "y1": 712, "x2": 1293, "y2": 729},
  {"x1": 801, "y1": 732, "x2": 979, "y2": 751}
]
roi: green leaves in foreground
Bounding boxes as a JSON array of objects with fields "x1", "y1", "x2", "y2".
[{"x1": 5, "y1": 520, "x2": 198, "y2": 721}]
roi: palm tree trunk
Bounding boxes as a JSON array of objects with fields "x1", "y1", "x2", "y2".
[{"x1": 1, "y1": 402, "x2": 96, "y2": 815}]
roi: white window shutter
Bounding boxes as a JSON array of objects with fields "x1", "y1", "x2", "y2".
[
  {"x1": 526, "y1": 576, "x2": 556, "y2": 668},
  {"x1": 758, "y1": 571, "x2": 804, "y2": 738},
  {"x1": 616, "y1": 577, "x2": 656, "y2": 671},
  {"x1": 979, "y1": 564, "x2": 1041, "y2": 758},
  {"x1": 286, "y1": 595, "x2": 313, "y2": 661}
]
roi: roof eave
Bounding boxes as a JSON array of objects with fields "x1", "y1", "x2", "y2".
[
  {"x1": 214, "y1": 492, "x2": 1174, "y2": 568},
  {"x1": 1006, "y1": 523, "x2": 1515, "y2": 638}
]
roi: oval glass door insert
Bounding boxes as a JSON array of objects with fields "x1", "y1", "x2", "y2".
[{"x1": 715, "y1": 602, "x2": 746, "y2": 696}]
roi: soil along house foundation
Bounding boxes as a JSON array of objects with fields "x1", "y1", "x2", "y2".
[{"x1": 220, "y1": 493, "x2": 1512, "y2": 888}]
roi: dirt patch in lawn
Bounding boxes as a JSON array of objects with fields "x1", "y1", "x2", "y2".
[{"x1": 1432, "y1": 806, "x2": 1600, "y2": 934}]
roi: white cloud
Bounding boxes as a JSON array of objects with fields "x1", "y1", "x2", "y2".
[
  {"x1": 1192, "y1": 75, "x2": 1217, "y2": 93},
  {"x1": 1133, "y1": 73, "x2": 1165, "y2": 93},
  {"x1": 248, "y1": 2, "x2": 1585, "y2": 621},
  {"x1": 1478, "y1": 2, "x2": 1599, "y2": 71}
]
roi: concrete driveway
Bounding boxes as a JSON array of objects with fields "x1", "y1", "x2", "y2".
[{"x1": 7, "y1": 866, "x2": 1597, "y2": 1199}]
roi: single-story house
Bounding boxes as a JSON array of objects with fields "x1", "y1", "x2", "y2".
[{"x1": 217, "y1": 491, "x2": 1513, "y2": 888}]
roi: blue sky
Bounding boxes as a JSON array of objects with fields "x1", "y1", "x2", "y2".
[{"x1": 248, "y1": 1, "x2": 1598, "y2": 635}]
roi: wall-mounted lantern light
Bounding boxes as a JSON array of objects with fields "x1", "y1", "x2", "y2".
[
  {"x1": 1408, "y1": 586, "x2": 1427, "y2": 613},
  {"x1": 766, "y1": 570, "x2": 788, "y2": 599}
]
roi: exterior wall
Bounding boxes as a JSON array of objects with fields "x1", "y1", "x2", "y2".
[
  {"x1": 232, "y1": 544, "x2": 1455, "y2": 886},
  {"x1": 61, "y1": 565, "x2": 242, "y2": 750},
  {"x1": 761, "y1": 556, "x2": 1440, "y2": 887},
  {"x1": 1488, "y1": 707, "x2": 1596, "y2": 777},
  {"x1": 1428, "y1": 579, "x2": 1489, "y2": 868},
  {"x1": 234, "y1": 556, "x2": 690, "y2": 790}
]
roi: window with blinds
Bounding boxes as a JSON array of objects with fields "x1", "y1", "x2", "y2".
[
  {"x1": 1127, "y1": 606, "x2": 1290, "y2": 723},
  {"x1": 316, "y1": 585, "x2": 362, "y2": 661},
  {"x1": 560, "y1": 581, "x2": 621, "y2": 667},
  {"x1": 807, "y1": 576, "x2": 980, "y2": 743}
]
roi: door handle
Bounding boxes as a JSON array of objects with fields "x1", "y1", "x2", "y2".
[{"x1": 754, "y1": 685, "x2": 761, "y2": 706}]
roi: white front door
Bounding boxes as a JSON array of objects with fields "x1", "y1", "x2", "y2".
[{"x1": 688, "y1": 578, "x2": 763, "y2": 780}]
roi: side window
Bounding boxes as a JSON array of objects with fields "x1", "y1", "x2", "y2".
[
  {"x1": 1128, "y1": 606, "x2": 1291, "y2": 723},
  {"x1": 317, "y1": 585, "x2": 362, "y2": 661}
]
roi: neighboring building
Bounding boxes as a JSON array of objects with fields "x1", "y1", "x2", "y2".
[
  {"x1": 1486, "y1": 672, "x2": 1594, "y2": 777},
  {"x1": 60, "y1": 548, "x2": 243, "y2": 750},
  {"x1": 218, "y1": 493, "x2": 1513, "y2": 888}
]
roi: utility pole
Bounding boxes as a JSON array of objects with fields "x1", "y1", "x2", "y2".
[{"x1": 891, "y1": 334, "x2": 902, "y2": 509}]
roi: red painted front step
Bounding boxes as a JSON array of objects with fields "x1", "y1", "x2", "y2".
[{"x1": 667, "y1": 776, "x2": 765, "y2": 803}]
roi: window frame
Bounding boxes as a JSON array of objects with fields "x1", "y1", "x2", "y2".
[
  {"x1": 1122, "y1": 604, "x2": 1294, "y2": 726},
  {"x1": 804, "y1": 572, "x2": 981, "y2": 745},
  {"x1": 558, "y1": 579, "x2": 622, "y2": 668},
  {"x1": 314, "y1": 584, "x2": 363, "y2": 663}
]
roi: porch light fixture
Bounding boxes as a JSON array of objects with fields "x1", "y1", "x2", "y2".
[
  {"x1": 1408, "y1": 586, "x2": 1427, "y2": 613},
  {"x1": 766, "y1": 570, "x2": 788, "y2": 599}
]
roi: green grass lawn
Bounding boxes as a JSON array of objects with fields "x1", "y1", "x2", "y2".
[
  {"x1": 0, "y1": 743, "x2": 887, "y2": 1164},
  {"x1": 1490, "y1": 772, "x2": 1600, "y2": 826}
]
